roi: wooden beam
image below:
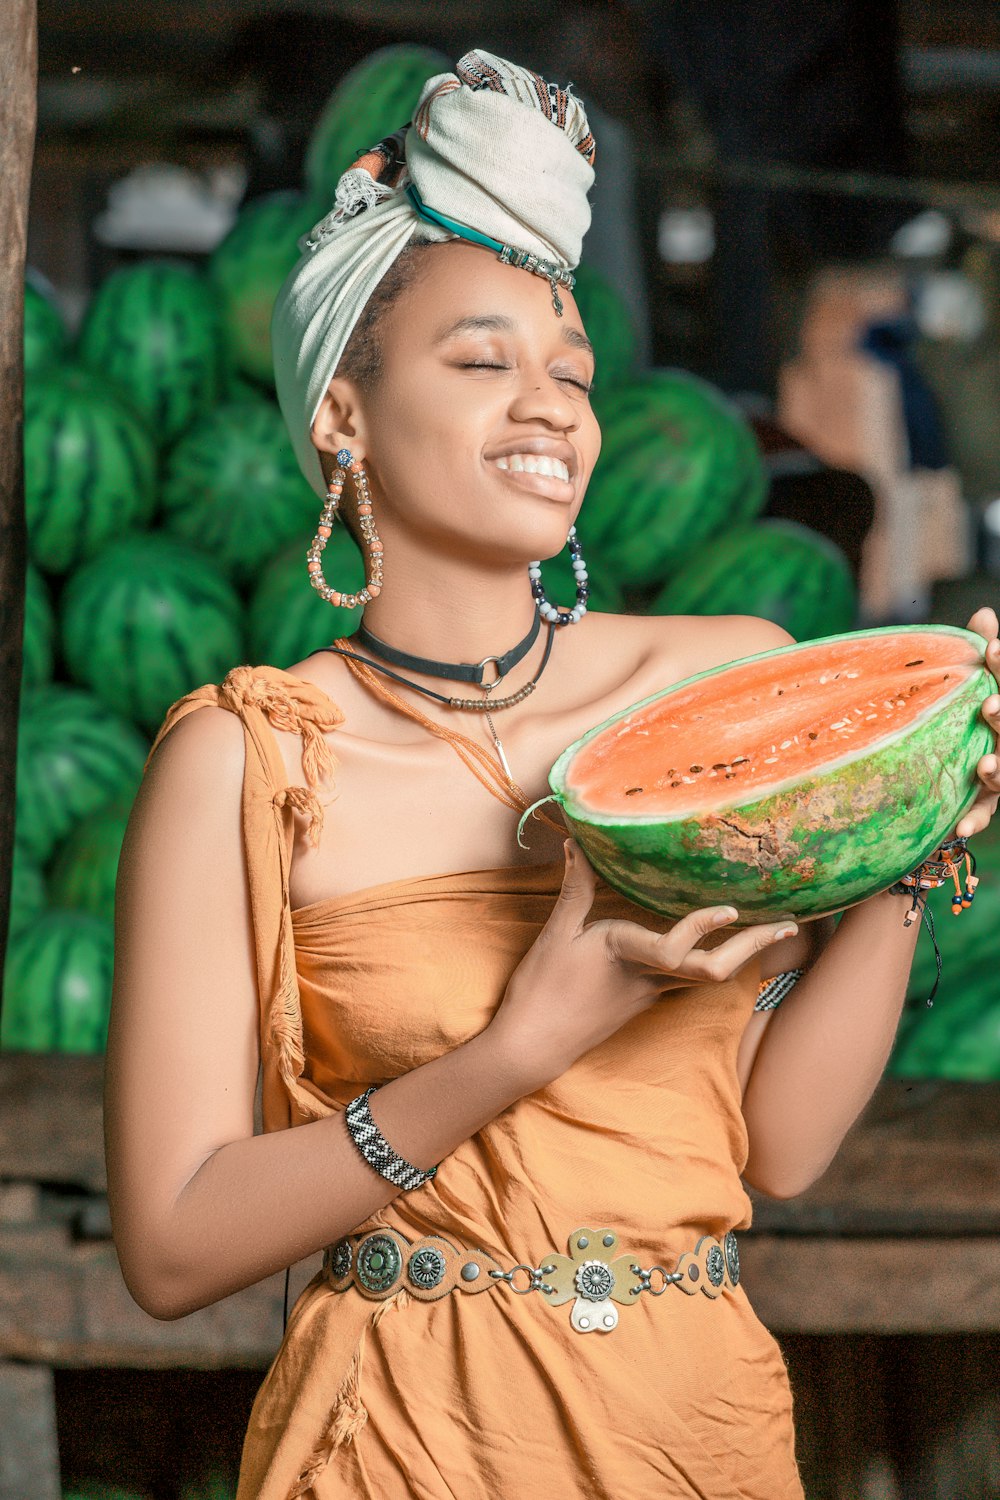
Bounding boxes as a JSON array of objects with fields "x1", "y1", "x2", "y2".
[
  {"x1": 0, "y1": 1, "x2": 35, "y2": 1019},
  {"x1": 0, "y1": 1361, "x2": 59, "y2": 1500},
  {"x1": 746, "y1": 1235, "x2": 1000, "y2": 1334}
]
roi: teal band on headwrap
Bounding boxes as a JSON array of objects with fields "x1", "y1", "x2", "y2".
[{"x1": 405, "y1": 181, "x2": 576, "y2": 314}]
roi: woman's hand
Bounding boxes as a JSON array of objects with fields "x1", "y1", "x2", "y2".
[
  {"x1": 487, "y1": 840, "x2": 797, "y2": 1094},
  {"x1": 955, "y1": 605, "x2": 1000, "y2": 840}
]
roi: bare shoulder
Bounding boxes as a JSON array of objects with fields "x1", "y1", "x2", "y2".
[
  {"x1": 140, "y1": 701, "x2": 246, "y2": 803},
  {"x1": 636, "y1": 612, "x2": 796, "y2": 680}
]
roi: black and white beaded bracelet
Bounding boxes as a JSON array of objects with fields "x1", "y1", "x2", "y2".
[
  {"x1": 344, "y1": 1084, "x2": 440, "y2": 1192},
  {"x1": 754, "y1": 969, "x2": 805, "y2": 1012}
]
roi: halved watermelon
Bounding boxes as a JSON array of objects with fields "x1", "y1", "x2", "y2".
[{"x1": 549, "y1": 626, "x2": 996, "y2": 923}]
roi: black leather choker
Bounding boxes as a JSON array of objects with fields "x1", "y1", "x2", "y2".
[{"x1": 353, "y1": 610, "x2": 541, "y2": 685}]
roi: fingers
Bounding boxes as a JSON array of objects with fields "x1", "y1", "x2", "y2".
[
  {"x1": 967, "y1": 606, "x2": 1000, "y2": 641},
  {"x1": 544, "y1": 839, "x2": 597, "y2": 936},
  {"x1": 956, "y1": 789, "x2": 1000, "y2": 840},
  {"x1": 607, "y1": 906, "x2": 797, "y2": 984}
]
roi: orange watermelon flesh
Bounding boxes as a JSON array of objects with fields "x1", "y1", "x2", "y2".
[
  {"x1": 566, "y1": 631, "x2": 981, "y2": 818},
  {"x1": 550, "y1": 626, "x2": 995, "y2": 923}
]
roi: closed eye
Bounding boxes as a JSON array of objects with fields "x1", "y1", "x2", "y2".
[
  {"x1": 459, "y1": 361, "x2": 592, "y2": 394},
  {"x1": 557, "y1": 374, "x2": 594, "y2": 394}
]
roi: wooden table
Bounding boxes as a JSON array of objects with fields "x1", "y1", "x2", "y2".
[{"x1": 2, "y1": 1056, "x2": 998, "y2": 1498}]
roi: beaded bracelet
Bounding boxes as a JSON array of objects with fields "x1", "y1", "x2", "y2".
[
  {"x1": 888, "y1": 836, "x2": 979, "y2": 1006},
  {"x1": 344, "y1": 1083, "x2": 441, "y2": 1192},
  {"x1": 888, "y1": 836, "x2": 978, "y2": 926},
  {"x1": 754, "y1": 969, "x2": 805, "y2": 1012}
]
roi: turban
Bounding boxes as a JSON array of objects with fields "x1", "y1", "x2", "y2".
[{"x1": 271, "y1": 49, "x2": 597, "y2": 499}]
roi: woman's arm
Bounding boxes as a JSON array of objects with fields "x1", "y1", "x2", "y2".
[
  {"x1": 738, "y1": 889, "x2": 919, "y2": 1198},
  {"x1": 734, "y1": 604, "x2": 1000, "y2": 1199},
  {"x1": 105, "y1": 707, "x2": 532, "y2": 1322}
]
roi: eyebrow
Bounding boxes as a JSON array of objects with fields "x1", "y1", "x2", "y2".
[{"x1": 434, "y1": 313, "x2": 595, "y2": 359}]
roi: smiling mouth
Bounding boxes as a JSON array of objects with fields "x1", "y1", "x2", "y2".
[{"x1": 492, "y1": 453, "x2": 571, "y2": 482}]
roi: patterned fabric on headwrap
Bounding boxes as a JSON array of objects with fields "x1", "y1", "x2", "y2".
[{"x1": 270, "y1": 49, "x2": 597, "y2": 499}]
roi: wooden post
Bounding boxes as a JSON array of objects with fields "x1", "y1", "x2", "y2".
[{"x1": 0, "y1": 0, "x2": 36, "y2": 1003}]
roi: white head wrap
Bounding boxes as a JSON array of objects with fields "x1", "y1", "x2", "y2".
[{"x1": 271, "y1": 49, "x2": 597, "y2": 498}]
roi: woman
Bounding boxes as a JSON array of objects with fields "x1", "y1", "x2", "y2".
[{"x1": 105, "y1": 50, "x2": 1000, "y2": 1500}]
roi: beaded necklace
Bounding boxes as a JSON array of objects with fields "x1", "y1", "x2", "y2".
[
  {"x1": 320, "y1": 630, "x2": 566, "y2": 835},
  {"x1": 318, "y1": 619, "x2": 557, "y2": 788}
]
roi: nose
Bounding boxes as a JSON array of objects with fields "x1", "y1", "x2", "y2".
[{"x1": 507, "y1": 369, "x2": 580, "y2": 431}]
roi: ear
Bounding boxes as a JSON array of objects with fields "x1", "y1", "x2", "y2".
[{"x1": 310, "y1": 377, "x2": 370, "y2": 463}]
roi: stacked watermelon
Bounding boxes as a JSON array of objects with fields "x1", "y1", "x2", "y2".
[
  {"x1": 304, "y1": 45, "x2": 450, "y2": 201},
  {"x1": 7, "y1": 44, "x2": 994, "y2": 1077},
  {"x1": 651, "y1": 518, "x2": 858, "y2": 641}
]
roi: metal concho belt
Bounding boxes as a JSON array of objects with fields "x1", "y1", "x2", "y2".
[{"x1": 323, "y1": 1224, "x2": 741, "y2": 1336}]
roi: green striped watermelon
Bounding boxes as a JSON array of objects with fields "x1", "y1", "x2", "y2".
[
  {"x1": 24, "y1": 275, "x2": 69, "y2": 377},
  {"x1": 9, "y1": 842, "x2": 47, "y2": 939},
  {"x1": 48, "y1": 799, "x2": 132, "y2": 926},
  {"x1": 571, "y1": 263, "x2": 638, "y2": 391},
  {"x1": 161, "y1": 398, "x2": 317, "y2": 587},
  {"x1": 208, "y1": 189, "x2": 331, "y2": 388},
  {"x1": 585, "y1": 371, "x2": 768, "y2": 590},
  {"x1": 15, "y1": 685, "x2": 148, "y2": 865},
  {"x1": 24, "y1": 366, "x2": 158, "y2": 575},
  {"x1": 651, "y1": 519, "x2": 857, "y2": 640},
  {"x1": 248, "y1": 531, "x2": 364, "y2": 664},
  {"x1": 304, "y1": 44, "x2": 450, "y2": 200},
  {"x1": 1, "y1": 910, "x2": 113, "y2": 1053},
  {"x1": 547, "y1": 626, "x2": 996, "y2": 925},
  {"x1": 76, "y1": 261, "x2": 228, "y2": 446},
  {"x1": 889, "y1": 818, "x2": 1000, "y2": 1079},
  {"x1": 20, "y1": 560, "x2": 57, "y2": 691},
  {"x1": 60, "y1": 533, "x2": 245, "y2": 735}
]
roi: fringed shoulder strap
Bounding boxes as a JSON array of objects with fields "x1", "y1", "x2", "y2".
[{"x1": 144, "y1": 664, "x2": 346, "y2": 1130}]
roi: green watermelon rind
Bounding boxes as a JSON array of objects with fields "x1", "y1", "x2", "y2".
[
  {"x1": 651, "y1": 518, "x2": 857, "y2": 641},
  {"x1": 549, "y1": 624, "x2": 997, "y2": 924},
  {"x1": 584, "y1": 371, "x2": 768, "y2": 587},
  {"x1": 1, "y1": 910, "x2": 114, "y2": 1054},
  {"x1": 304, "y1": 45, "x2": 450, "y2": 199}
]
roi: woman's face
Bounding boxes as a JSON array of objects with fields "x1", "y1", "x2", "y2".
[{"x1": 328, "y1": 239, "x2": 601, "y2": 568}]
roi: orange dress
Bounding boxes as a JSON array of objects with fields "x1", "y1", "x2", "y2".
[{"x1": 145, "y1": 661, "x2": 804, "y2": 1500}]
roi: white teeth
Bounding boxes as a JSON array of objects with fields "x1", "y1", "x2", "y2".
[{"x1": 492, "y1": 454, "x2": 571, "y2": 481}]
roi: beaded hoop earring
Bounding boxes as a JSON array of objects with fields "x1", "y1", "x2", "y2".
[
  {"x1": 307, "y1": 447, "x2": 384, "y2": 609},
  {"x1": 528, "y1": 526, "x2": 589, "y2": 625}
]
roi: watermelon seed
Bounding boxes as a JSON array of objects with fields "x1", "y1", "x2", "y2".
[
  {"x1": 780, "y1": 739, "x2": 793, "y2": 749},
  {"x1": 690, "y1": 765, "x2": 704, "y2": 773},
  {"x1": 865, "y1": 713, "x2": 877, "y2": 720},
  {"x1": 731, "y1": 756, "x2": 749, "y2": 765},
  {"x1": 764, "y1": 755, "x2": 779, "y2": 763},
  {"x1": 725, "y1": 771, "x2": 737, "y2": 779},
  {"x1": 624, "y1": 787, "x2": 643, "y2": 796},
  {"x1": 712, "y1": 763, "x2": 729, "y2": 771},
  {"x1": 905, "y1": 659, "x2": 924, "y2": 668},
  {"x1": 670, "y1": 780, "x2": 682, "y2": 788},
  {"x1": 908, "y1": 684, "x2": 921, "y2": 695},
  {"x1": 808, "y1": 732, "x2": 819, "y2": 740},
  {"x1": 944, "y1": 673, "x2": 951, "y2": 680},
  {"x1": 776, "y1": 689, "x2": 784, "y2": 695}
]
